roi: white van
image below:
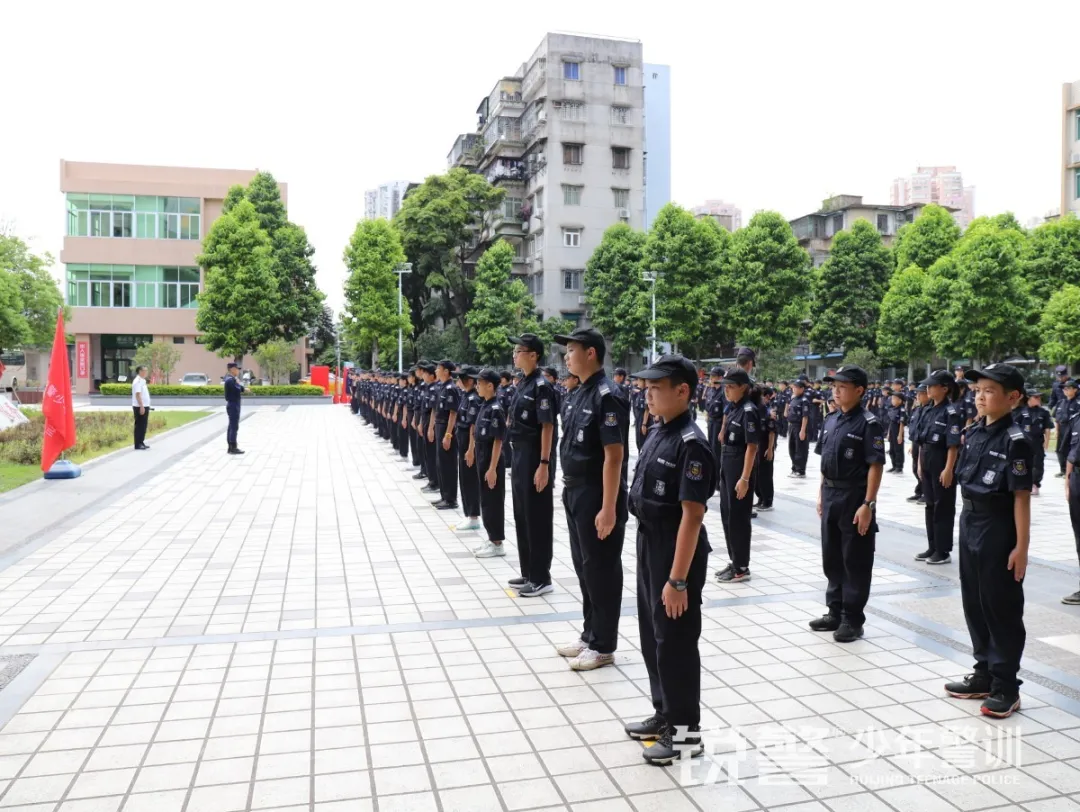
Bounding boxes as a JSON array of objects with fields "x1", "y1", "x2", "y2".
[{"x1": 0, "y1": 352, "x2": 27, "y2": 391}]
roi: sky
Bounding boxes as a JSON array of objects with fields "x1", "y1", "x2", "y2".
[{"x1": 1, "y1": 0, "x2": 1076, "y2": 316}]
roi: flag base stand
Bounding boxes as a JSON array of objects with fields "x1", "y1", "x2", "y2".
[{"x1": 44, "y1": 460, "x2": 82, "y2": 480}]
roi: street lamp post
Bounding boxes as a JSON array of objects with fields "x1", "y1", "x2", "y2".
[
  {"x1": 394, "y1": 262, "x2": 413, "y2": 373},
  {"x1": 643, "y1": 270, "x2": 658, "y2": 363}
]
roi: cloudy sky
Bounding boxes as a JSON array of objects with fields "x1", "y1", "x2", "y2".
[{"x1": 2, "y1": 0, "x2": 1076, "y2": 314}]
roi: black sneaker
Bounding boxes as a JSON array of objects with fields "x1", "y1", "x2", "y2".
[
  {"x1": 715, "y1": 563, "x2": 734, "y2": 581},
  {"x1": 833, "y1": 623, "x2": 864, "y2": 643},
  {"x1": 518, "y1": 582, "x2": 553, "y2": 598},
  {"x1": 757, "y1": 503, "x2": 773, "y2": 512},
  {"x1": 1056, "y1": 472, "x2": 1066, "y2": 478},
  {"x1": 927, "y1": 552, "x2": 952, "y2": 565},
  {"x1": 625, "y1": 713, "x2": 666, "y2": 741},
  {"x1": 508, "y1": 577, "x2": 528, "y2": 589},
  {"x1": 914, "y1": 549, "x2": 934, "y2": 561},
  {"x1": 421, "y1": 484, "x2": 440, "y2": 493},
  {"x1": 906, "y1": 495, "x2": 921, "y2": 502},
  {"x1": 808, "y1": 614, "x2": 840, "y2": 632},
  {"x1": 944, "y1": 672, "x2": 992, "y2": 699},
  {"x1": 981, "y1": 693, "x2": 1021, "y2": 718},
  {"x1": 916, "y1": 497, "x2": 927, "y2": 505},
  {"x1": 730, "y1": 568, "x2": 751, "y2": 583},
  {"x1": 1062, "y1": 591, "x2": 1080, "y2": 605},
  {"x1": 751, "y1": 511, "x2": 759, "y2": 519},
  {"x1": 434, "y1": 501, "x2": 458, "y2": 511},
  {"x1": 412, "y1": 472, "x2": 427, "y2": 480},
  {"x1": 642, "y1": 725, "x2": 704, "y2": 766}
]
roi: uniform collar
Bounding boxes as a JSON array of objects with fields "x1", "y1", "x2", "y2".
[
  {"x1": 984, "y1": 413, "x2": 1013, "y2": 436},
  {"x1": 581, "y1": 369, "x2": 606, "y2": 388},
  {"x1": 661, "y1": 409, "x2": 693, "y2": 433}
]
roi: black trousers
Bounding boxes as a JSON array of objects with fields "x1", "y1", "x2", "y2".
[
  {"x1": 477, "y1": 448, "x2": 505, "y2": 541},
  {"x1": 226, "y1": 403, "x2": 240, "y2": 447},
  {"x1": 755, "y1": 449, "x2": 774, "y2": 507},
  {"x1": 435, "y1": 422, "x2": 457, "y2": 505},
  {"x1": 719, "y1": 450, "x2": 753, "y2": 569},
  {"x1": 960, "y1": 501, "x2": 1024, "y2": 695},
  {"x1": 777, "y1": 417, "x2": 788, "y2": 438},
  {"x1": 410, "y1": 424, "x2": 422, "y2": 467},
  {"x1": 888, "y1": 432, "x2": 904, "y2": 471},
  {"x1": 425, "y1": 420, "x2": 439, "y2": 487},
  {"x1": 788, "y1": 430, "x2": 808, "y2": 473},
  {"x1": 820, "y1": 485, "x2": 875, "y2": 627},
  {"x1": 132, "y1": 407, "x2": 149, "y2": 448},
  {"x1": 1058, "y1": 424, "x2": 1070, "y2": 474},
  {"x1": 921, "y1": 447, "x2": 956, "y2": 554},
  {"x1": 1033, "y1": 446, "x2": 1045, "y2": 486},
  {"x1": 563, "y1": 484, "x2": 626, "y2": 655},
  {"x1": 456, "y1": 426, "x2": 480, "y2": 517},
  {"x1": 1069, "y1": 472, "x2": 1080, "y2": 583},
  {"x1": 708, "y1": 422, "x2": 722, "y2": 490},
  {"x1": 911, "y1": 443, "x2": 923, "y2": 497},
  {"x1": 637, "y1": 527, "x2": 708, "y2": 729},
  {"x1": 398, "y1": 419, "x2": 409, "y2": 458},
  {"x1": 510, "y1": 439, "x2": 554, "y2": 584}
]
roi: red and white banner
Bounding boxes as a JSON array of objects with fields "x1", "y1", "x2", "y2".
[{"x1": 42, "y1": 310, "x2": 77, "y2": 471}]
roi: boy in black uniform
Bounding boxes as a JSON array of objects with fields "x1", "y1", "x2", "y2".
[
  {"x1": 755, "y1": 387, "x2": 777, "y2": 512},
  {"x1": 1025, "y1": 389, "x2": 1052, "y2": 495},
  {"x1": 811, "y1": 366, "x2": 885, "y2": 643},
  {"x1": 906, "y1": 384, "x2": 928, "y2": 503},
  {"x1": 1057, "y1": 380, "x2": 1080, "y2": 477},
  {"x1": 632, "y1": 377, "x2": 652, "y2": 451},
  {"x1": 786, "y1": 379, "x2": 810, "y2": 477},
  {"x1": 704, "y1": 366, "x2": 726, "y2": 473},
  {"x1": 455, "y1": 366, "x2": 482, "y2": 529},
  {"x1": 886, "y1": 391, "x2": 906, "y2": 473},
  {"x1": 944, "y1": 364, "x2": 1032, "y2": 719},
  {"x1": 471, "y1": 369, "x2": 508, "y2": 559},
  {"x1": 432, "y1": 361, "x2": 459, "y2": 510},
  {"x1": 624, "y1": 354, "x2": 716, "y2": 767}
]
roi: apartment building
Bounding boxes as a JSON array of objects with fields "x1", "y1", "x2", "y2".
[
  {"x1": 789, "y1": 194, "x2": 945, "y2": 266},
  {"x1": 363, "y1": 180, "x2": 413, "y2": 221},
  {"x1": 890, "y1": 165, "x2": 975, "y2": 230},
  {"x1": 1062, "y1": 80, "x2": 1080, "y2": 218},
  {"x1": 447, "y1": 33, "x2": 649, "y2": 322},
  {"x1": 692, "y1": 199, "x2": 742, "y2": 232},
  {"x1": 60, "y1": 160, "x2": 307, "y2": 395}
]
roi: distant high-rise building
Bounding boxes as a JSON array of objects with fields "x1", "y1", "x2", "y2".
[
  {"x1": 643, "y1": 63, "x2": 671, "y2": 231},
  {"x1": 363, "y1": 181, "x2": 412, "y2": 221},
  {"x1": 890, "y1": 166, "x2": 975, "y2": 229},
  {"x1": 692, "y1": 200, "x2": 742, "y2": 232},
  {"x1": 1061, "y1": 80, "x2": 1080, "y2": 218}
]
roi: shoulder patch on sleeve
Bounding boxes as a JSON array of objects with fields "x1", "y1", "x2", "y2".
[
  {"x1": 680, "y1": 430, "x2": 696, "y2": 443},
  {"x1": 947, "y1": 405, "x2": 957, "y2": 415},
  {"x1": 492, "y1": 403, "x2": 501, "y2": 411},
  {"x1": 604, "y1": 412, "x2": 618, "y2": 426},
  {"x1": 599, "y1": 384, "x2": 610, "y2": 396},
  {"x1": 1007, "y1": 425, "x2": 1025, "y2": 442},
  {"x1": 536, "y1": 379, "x2": 547, "y2": 387},
  {"x1": 864, "y1": 412, "x2": 878, "y2": 423},
  {"x1": 686, "y1": 460, "x2": 704, "y2": 481},
  {"x1": 1012, "y1": 458, "x2": 1027, "y2": 476},
  {"x1": 744, "y1": 403, "x2": 755, "y2": 412}
]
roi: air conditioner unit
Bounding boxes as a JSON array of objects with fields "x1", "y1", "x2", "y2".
[
  {"x1": 537, "y1": 110, "x2": 547, "y2": 122},
  {"x1": 536, "y1": 208, "x2": 544, "y2": 220},
  {"x1": 617, "y1": 207, "x2": 630, "y2": 220},
  {"x1": 577, "y1": 295, "x2": 588, "y2": 305},
  {"x1": 1073, "y1": 152, "x2": 1080, "y2": 165},
  {"x1": 535, "y1": 248, "x2": 543, "y2": 259}
]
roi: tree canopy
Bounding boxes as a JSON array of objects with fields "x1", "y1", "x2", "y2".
[
  {"x1": 583, "y1": 224, "x2": 649, "y2": 363},
  {"x1": 1039, "y1": 284, "x2": 1080, "y2": 365},
  {"x1": 466, "y1": 240, "x2": 533, "y2": 365},
  {"x1": 341, "y1": 218, "x2": 411, "y2": 369},
  {"x1": 0, "y1": 234, "x2": 65, "y2": 354},
  {"x1": 892, "y1": 203, "x2": 960, "y2": 271}
]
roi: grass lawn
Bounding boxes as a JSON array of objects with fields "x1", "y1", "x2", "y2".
[{"x1": 0, "y1": 411, "x2": 208, "y2": 494}]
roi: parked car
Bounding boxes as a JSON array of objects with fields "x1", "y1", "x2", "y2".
[
  {"x1": 0, "y1": 352, "x2": 26, "y2": 390},
  {"x1": 179, "y1": 373, "x2": 209, "y2": 387}
]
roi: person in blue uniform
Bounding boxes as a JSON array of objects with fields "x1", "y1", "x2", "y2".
[
  {"x1": 560, "y1": 370, "x2": 580, "y2": 424},
  {"x1": 454, "y1": 366, "x2": 482, "y2": 528},
  {"x1": 507, "y1": 334, "x2": 556, "y2": 597},
  {"x1": 885, "y1": 391, "x2": 906, "y2": 473},
  {"x1": 623, "y1": 354, "x2": 716, "y2": 767},
  {"x1": 906, "y1": 384, "x2": 929, "y2": 503},
  {"x1": 715, "y1": 368, "x2": 760, "y2": 583},
  {"x1": 1064, "y1": 396, "x2": 1080, "y2": 605},
  {"x1": 916, "y1": 369, "x2": 963, "y2": 565},
  {"x1": 809, "y1": 365, "x2": 884, "y2": 642},
  {"x1": 704, "y1": 366, "x2": 726, "y2": 478},
  {"x1": 432, "y1": 360, "x2": 460, "y2": 511},
  {"x1": 786, "y1": 379, "x2": 810, "y2": 477},
  {"x1": 613, "y1": 367, "x2": 630, "y2": 399},
  {"x1": 553, "y1": 328, "x2": 630, "y2": 672},
  {"x1": 1056, "y1": 380, "x2": 1080, "y2": 477},
  {"x1": 631, "y1": 376, "x2": 650, "y2": 452},
  {"x1": 944, "y1": 364, "x2": 1032, "y2": 719},
  {"x1": 1024, "y1": 389, "x2": 1052, "y2": 496},
  {"x1": 224, "y1": 362, "x2": 245, "y2": 455},
  {"x1": 1051, "y1": 365, "x2": 1068, "y2": 414},
  {"x1": 755, "y1": 386, "x2": 777, "y2": 512},
  {"x1": 471, "y1": 369, "x2": 508, "y2": 559}
]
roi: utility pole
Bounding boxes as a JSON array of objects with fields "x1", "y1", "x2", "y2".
[
  {"x1": 394, "y1": 262, "x2": 413, "y2": 373},
  {"x1": 643, "y1": 270, "x2": 659, "y2": 363}
]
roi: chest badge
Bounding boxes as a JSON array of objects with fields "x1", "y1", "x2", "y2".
[
  {"x1": 844, "y1": 448, "x2": 855, "y2": 460},
  {"x1": 728, "y1": 432, "x2": 735, "y2": 443},
  {"x1": 982, "y1": 470, "x2": 997, "y2": 485},
  {"x1": 577, "y1": 428, "x2": 584, "y2": 442},
  {"x1": 521, "y1": 410, "x2": 529, "y2": 420},
  {"x1": 654, "y1": 480, "x2": 667, "y2": 496}
]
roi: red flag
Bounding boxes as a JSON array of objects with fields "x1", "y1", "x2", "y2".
[{"x1": 41, "y1": 309, "x2": 76, "y2": 471}]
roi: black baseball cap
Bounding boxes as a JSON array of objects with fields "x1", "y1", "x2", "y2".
[
  {"x1": 953, "y1": 364, "x2": 965, "y2": 372},
  {"x1": 721, "y1": 367, "x2": 752, "y2": 386},
  {"x1": 1066, "y1": 380, "x2": 1079, "y2": 390},
  {"x1": 920, "y1": 369, "x2": 954, "y2": 388},
  {"x1": 455, "y1": 365, "x2": 479, "y2": 380},
  {"x1": 553, "y1": 328, "x2": 605, "y2": 354},
  {"x1": 1026, "y1": 387, "x2": 1042, "y2": 398},
  {"x1": 791, "y1": 379, "x2": 807, "y2": 389},
  {"x1": 437, "y1": 359, "x2": 456, "y2": 372},
  {"x1": 736, "y1": 347, "x2": 756, "y2": 363},
  {"x1": 892, "y1": 378, "x2": 905, "y2": 385},
  {"x1": 964, "y1": 363, "x2": 1025, "y2": 393},
  {"x1": 508, "y1": 333, "x2": 544, "y2": 354},
  {"x1": 499, "y1": 371, "x2": 512, "y2": 382},
  {"x1": 613, "y1": 367, "x2": 627, "y2": 376},
  {"x1": 420, "y1": 362, "x2": 436, "y2": 373},
  {"x1": 541, "y1": 366, "x2": 558, "y2": 377},
  {"x1": 478, "y1": 369, "x2": 500, "y2": 386},
  {"x1": 1057, "y1": 365, "x2": 1069, "y2": 374},
  {"x1": 709, "y1": 365, "x2": 723, "y2": 376},
  {"x1": 634, "y1": 354, "x2": 698, "y2": 390},
  {"x1": 823, "y1": 365, "x2": 869, "y2": 389}
]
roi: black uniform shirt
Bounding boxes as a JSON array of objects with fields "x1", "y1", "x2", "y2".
[
  {"x1": 434, "y1": 380, "x2": 457, "y2": 423},
  {"x1": 224, "y1": 375, "x2": 244, "y2": 404},
  {"x1": 1051, "y1": 380, "x2": 1065, "y2": 413},
  {"x1": 1056, "y1": 398, "x2": 1080, "y2": 427},
  {"x1": 722, "y1": 396, "x2": 762, "y2": 453},
  {"x1": 507, "y1": 370, "x2": 554, "y2": 440},
  {"x1": 418, "y1": 382, "x2": 432, "y2": 419},
  {"x1": 957, "y1": 415, "x2": 1032, "y2": 496},
  {"x1": 457, "y1": 388, "x2": 481, "y2": 429},
  {"x1": 787, "y1": 394, "x2": 806, "y2": 425},
  {"x1": 559, "y1": 371, "x2": 629, "y2": 483},
  {"x1": 919, "y1": 400, "x2": 963, "y2": 449},
  {"x1": 1068, "y1": 414, "x2": 1080, "y2": 466},
  {"x1": 561, "y1": 387, "x2": 577, "y2": 425},
  {"x1": 1026, "y1": 405, "x2": 1053, "y2": 445},
  {"x1": 815, "y1": 405, "x2": 886, "y2": 481},
  {"x1": 705, "y1": 386, "x2": 726, "y2": 423},
  {"x1": 474, "y1": 397, "x2": 505, "y2": 454},
  {"x1": 908, "y1": 404, "x2": 924, "y2": 442},
  {"x1": 886, "y1": 404, "x2": 906, "y2": 437}
]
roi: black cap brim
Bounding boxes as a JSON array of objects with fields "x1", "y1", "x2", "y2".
[{"x1": 552, "y1": 334, "x2": 575, "y2": 346}]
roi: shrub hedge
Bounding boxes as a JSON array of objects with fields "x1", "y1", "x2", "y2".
[
  {"x1": 0, "y1": 411, "x2": 170, "y2": 465},
  {"x1": 98, "y1": 384, "x2": 326, "y2": 397}
]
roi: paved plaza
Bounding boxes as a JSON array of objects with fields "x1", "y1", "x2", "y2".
[{"x1": 3, "y1": 405, "x2": 1080, "y2": 811}]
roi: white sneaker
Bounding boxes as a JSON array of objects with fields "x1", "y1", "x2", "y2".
[
  {"x1": 459, "y1": 518, "x2": 482, "y2": 531},
  {"x1": 556, "y1": 639, "x2": 588, "y2": 658},
  {"x1": 569, "y1": 649, "x2": 614, "y2": 671},
  {"x1": 473, "y1": 541, "x2": 506, "y2": 558}
]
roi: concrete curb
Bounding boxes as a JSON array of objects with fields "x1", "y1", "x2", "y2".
[{"x1": 90, "y1": 395, "x2": 333, "y2": 406}]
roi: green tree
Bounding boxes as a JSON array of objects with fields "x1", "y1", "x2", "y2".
[
  {"x1": 877, "y1": 265, "x2": 936, "y2": 378},
  {"x1": 0, "y1": 269, "x2": 28, "y2": 355},
  {"x1": 724, "y1": 211, "x2": 812, "y2": 351},
  {"x1": 309, "y1": 304, "x2": 337, "y2": 362},
  {"x1": 892, "y1": 203, "x2": 961, "y2": 271},
  {"x1": 0, "y1": 234, "x2": 66, "y2": 352},
  {"x1": 133, "y1": 341, "x2": 184, "y2": 383},
  {"x1": 196, "y1": 199, "x2": 281, "y2": 361},
  {"x1": 341, "y1": 219, "x2": 412, "y2": 369},
  {"x1": 839, "y1": 347, "x2": 880, "y2": 380},
  {"x1": 1039, "y1": 284, "x2": 1080, "y2": 364},
  {"x1": 754, "y1": 349, "x2": 802, "y2": 382},
  {"x1": 583, "y1": 224, "x2": 649, "y2": 363},
  {"x1": 809, "y1": 219, "x2": 892, "y2": 354},
  {"x1": 466, "y1": 241, "x2": 533, "y2": 365},
  {"x1": 525, "y1": 315, "x2": 577, "y2": 357},
  {"x1": 931, "y1": 222, "x2": 1036, "y2": 364},
  {"x1": 1022, "y1": 215, "x2": 1080, "y2": 305},
  {"x1": 642, "y1": 204, "x2": 729, "y2": 353},
  {"x1": 254, "y1": 338, "x2": 300, "y2": 384},
  {"x1": 395, "y1": 168, "x2": 505, "y2": 341}
]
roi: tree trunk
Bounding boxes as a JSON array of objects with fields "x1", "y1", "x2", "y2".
[
  {"x1": 907, "y1": 359, "x2": 914, "y2": 382},
  {"x1": 371, "y1": 338, "x2": 379, "y2": 371}
]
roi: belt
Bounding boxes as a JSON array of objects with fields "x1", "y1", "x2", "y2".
[
  {"x1": 562, "y1": 475, "x2": 586, "y2": 489},
  {"x1": 720, "y1": 446, "x2": 746, "y2": 456},
  {"x1": 822, "y1": 478, "x2": 866, "y2": 490},
  {"x1": 961, "y1": 495, "x2": 1013, "y2": 514}
]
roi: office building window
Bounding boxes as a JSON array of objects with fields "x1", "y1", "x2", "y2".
[
  {"x1": 563, "y1": 270, "x2": 583, "y2": 291},
  {"x1": 612, "y1": 147, "x2": 631, "y2": 169},
  {"x1": 563, "y1": 311, "x2": 583, "y2": 327},
  {"x1": 876, "y1": 214, "x2": 889, "y2": 233},
  {"x1": 563, "y1": 143, "x2": 583, "y2": 165},
  {"x1": 562, "y1": 228, "x2": 582, "y2": 247},
  {"x1": 173, "y1": 337, "x2": 185, "y2": 344},
  {"x1": 613, "y1": 188, "x2": 630, "y2": 208},
  {"x1": 562, "y1": 185, "x2": 583, "y2": 205},
  {"x1": 502, "y1": 197, "x2": 523, "y2": 219},
  {"x1": 66, "y1": 194, "x2": 200, "y2": 240},
  {"x1": 611, "y1": 106, "x2": 630, "y2": 125},
  {"x1": 66, "y1": 264, "x2": 200, "y2": 309},
  {"x1": 556, "y1": 101, "x2": 584, "y2": 121},
  {"x1": 833, "y1": 215, "x2": 844, "y2": 235},
  {"x1": 563, "y1": 61, "x2": 580, "y2": 80},
  {"x1": 614, "y1": 66, "x2": 627, "y2": 85}
]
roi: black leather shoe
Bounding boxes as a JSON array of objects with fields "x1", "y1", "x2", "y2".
[
  {"x1": 833, "y1": 623, "x2": 864, "y2": 643},
  {"x1": 421, "y1": 484, "x2": 440, "y2": 493},
  {"x1": 625, "y1": 713, "x2": 666, "y2": 741},
  {"x1": 809, "y1": 614, "x2": 841, "y2": 632},
  {"x1": 412, "y1": 472, "x2": 427, "y2": 480},
  {"x1": 433, "y1": 501, "x2": 458, "y2": 510}
]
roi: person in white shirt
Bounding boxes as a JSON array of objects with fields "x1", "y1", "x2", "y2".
[{"x1": 132, "y1": 366, "x2": 151, "y2": 450}]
